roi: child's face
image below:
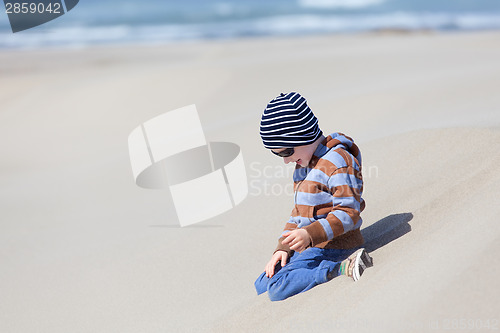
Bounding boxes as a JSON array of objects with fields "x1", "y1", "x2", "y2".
[{"x1": 271, "y1": 144, "x2": 315, "y2": 168}]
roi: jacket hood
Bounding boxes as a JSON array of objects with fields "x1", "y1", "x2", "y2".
[{"x1": 314, "y1": 132, "x2": 362, "y2": 166}]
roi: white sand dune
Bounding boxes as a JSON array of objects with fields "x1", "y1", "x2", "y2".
[
  {"x1": 211, "y1": 127, "x2": 500, "y2": 332},
  {"x1": 1, "y1": 31, "x2": 500, "y2": 332}
]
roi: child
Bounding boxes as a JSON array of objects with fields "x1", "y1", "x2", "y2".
[{"x1": 254, "y1": 92, "x2": 373, "y2": 301}]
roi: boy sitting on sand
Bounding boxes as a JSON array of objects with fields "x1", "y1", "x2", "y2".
[{"x1": 255, "y1": 92, "x2": 374, "y2": 301}]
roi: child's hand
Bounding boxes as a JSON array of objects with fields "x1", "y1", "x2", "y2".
[
  {"x1": 282, "y1": 229, "x2": 312, "y2": 253},
  {"x1": 265, "y1": 251, "x2": 288, "y2": 278}
]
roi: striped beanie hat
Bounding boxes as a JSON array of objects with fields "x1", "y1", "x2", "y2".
[{"x1": 260, "y1": 92, "x2": 323, "y2": 149}]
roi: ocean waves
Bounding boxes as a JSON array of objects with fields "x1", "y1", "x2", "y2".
[
  {"x1": 298, "y1": 0, "x2": 386, "y2": 9},
  {"x1": 2, "y1": 11, "x2": 500, "y2": 49}
]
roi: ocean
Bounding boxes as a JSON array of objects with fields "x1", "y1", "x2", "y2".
[{"x1": 1, "y1": 0, "x2": 500, "y2": 49}]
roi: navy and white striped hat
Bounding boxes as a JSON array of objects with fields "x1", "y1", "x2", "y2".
[{"x1": 260, "y1": 92, "x2": 323, "y2": 149}]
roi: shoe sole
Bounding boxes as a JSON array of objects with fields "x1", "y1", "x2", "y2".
[{"x1": 353, "y1": 249, "x2": 374, "y2": 282}]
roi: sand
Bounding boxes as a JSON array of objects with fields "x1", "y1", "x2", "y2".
[{"x1": 1, "y1": 31, "x2": 500, "y2": 332}]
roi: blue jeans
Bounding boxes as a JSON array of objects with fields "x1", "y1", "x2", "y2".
[{"x1": 254, "y1": 247, "x2": 355, "y2": 301}]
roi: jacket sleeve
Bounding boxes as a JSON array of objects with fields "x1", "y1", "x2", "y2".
[
  {"x1": 303, "y1": 166, "x2": 364, "y2": 246},
  {"x1": 273, "y1": 214, "x2": 298, "y2": 255}
]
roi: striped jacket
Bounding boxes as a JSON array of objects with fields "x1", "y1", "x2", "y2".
[{"x1": 275, "y1": 132, "x2": 365, "y2": 254}]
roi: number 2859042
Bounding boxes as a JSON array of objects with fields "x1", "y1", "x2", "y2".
[{"x1": 5, "y1": 2, "x2": 62, "y2": 14}]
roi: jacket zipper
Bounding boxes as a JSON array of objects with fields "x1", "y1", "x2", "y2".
[{"x1": 294, "y1": 179, "x2": 304, "y2": 205}]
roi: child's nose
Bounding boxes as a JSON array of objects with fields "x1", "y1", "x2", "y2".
[{"x1": 283, "y1": 156, "x2": 292, "y2": 164}]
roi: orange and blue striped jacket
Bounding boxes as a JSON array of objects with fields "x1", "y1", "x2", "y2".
[{"x1": 275, "y1": 132, "x2": 365, "y2": 254}]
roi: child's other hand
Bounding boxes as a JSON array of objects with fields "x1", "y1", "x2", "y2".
[
  {"x1": 265, "y1": 251, "x2": 288, "y2": 278},
  {"x1": 282, "y1": 229, "x2": 312, "y2": 253}
]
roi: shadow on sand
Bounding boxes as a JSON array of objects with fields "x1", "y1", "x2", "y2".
[{"x1": 361, "y1": 213, "x2": 413, "y2": 253}]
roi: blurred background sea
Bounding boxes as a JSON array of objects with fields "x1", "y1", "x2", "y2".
[{"x1": 1, "y1": 0, "x2": 500, "y2": 49}]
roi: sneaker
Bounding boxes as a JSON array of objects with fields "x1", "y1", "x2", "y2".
[{"x1": 340, "y1": 248, "x2": 373, "y2": 282}]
